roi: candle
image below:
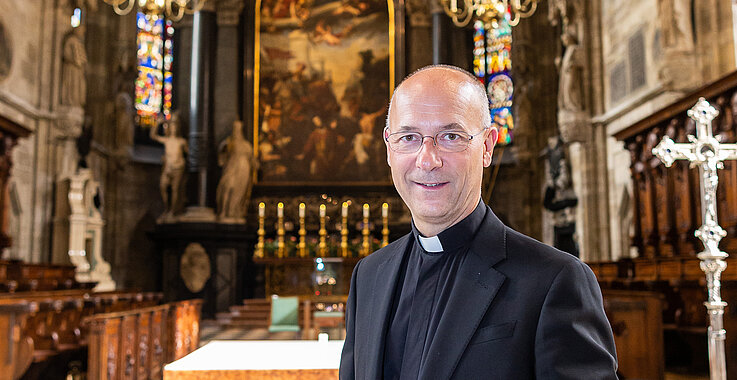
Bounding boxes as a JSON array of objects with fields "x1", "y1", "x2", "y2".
[
  {"x1": 299, "y1": 203, "x2": 305, "y2": 218},
  {"x1": 277, "y1": 202, "x2": 284, "y2": 218},
  {"x1": 320, "y1": 204, "x2": 326, "y2": 218},
  {"x1": 342, "y1": 202, "x2": 348, "y2": 218},
  {"x1": 451, "y1": 0, "x2": 457, "y2": 12},
  {"x1": 363, "y1": 203, "x2": 369, "y2": 218},
  {"x1": 382, "y1": 203, "x2": 388, "y2": 219},
  {"x1": 259, "y1": 202, "x2": 265, "y2": 218}
]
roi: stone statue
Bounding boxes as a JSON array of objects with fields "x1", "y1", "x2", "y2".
[
  {"x1": 216, "y1": 120, "x2": 256, "y2": 223},
  {"x1": 558, "y1": 26, "x2": 584, "y2": 112},
  {"x1": 61, "y1": 27, "x2": 88, "y2": 107},
  {"x1": 114, "y1": 80, "x2": 135, "y2": 159},
  {"x1": 150, "y1": 113, "x2": 188, "y2": 221},
  {"x1": 658, "y1": 0, "x2": 693, "y2": 50},
  {"x1": 542, "y1": 136, "x2": 579, "y2": 257}
]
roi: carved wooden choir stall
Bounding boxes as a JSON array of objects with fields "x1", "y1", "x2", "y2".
[
  {"x1": 0, "y1": 260, "x2": 203, "y2": 380},
  {"x1": 590, "y1": 70, "x2": 737, "y2": 379}
]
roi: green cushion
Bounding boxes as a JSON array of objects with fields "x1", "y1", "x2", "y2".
[
  {"x1": 268, "y1": 296, "x2": 300, "y2": 333},
  {"x1": 313, "y1": 311, "x2": 345, "y2": 318}
]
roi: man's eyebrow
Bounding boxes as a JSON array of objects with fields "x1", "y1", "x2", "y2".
[{"x1": 394, "y1": 123, "x2": 465, "y2": 132}]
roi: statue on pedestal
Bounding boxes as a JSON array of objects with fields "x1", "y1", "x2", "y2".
[
  {"x1": 542, "y1": 136, "x2": 579, "y2": 257},
  {"x1": 150, "y1": 114, "x2": 188, "y2": 222},
  {"x1": 61, "y1": 26, "x2": 87, "y2": 107},
  {"x1": 216, "y1": 120, "x2": 256, "y2": 223}
]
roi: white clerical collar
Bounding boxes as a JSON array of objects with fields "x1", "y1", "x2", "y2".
[{"x1": 418, "y1": 235, "x2": 444, "y2": 252}]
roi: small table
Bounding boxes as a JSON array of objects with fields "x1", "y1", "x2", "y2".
[{"x1": 163, "y1": 340, "x2": 344, "y2": 380}]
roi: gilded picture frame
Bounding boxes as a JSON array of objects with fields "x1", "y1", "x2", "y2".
[{"x1": 253, "y1": 0, "x2": 399, "y2": 186}]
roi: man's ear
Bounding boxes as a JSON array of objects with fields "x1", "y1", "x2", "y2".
[
  {"x1": 384, "y1": 127, "x2": 392, "y2": 167},
  {"x1": 483, "y1": 127, "x2": 498, "y2": 168}
]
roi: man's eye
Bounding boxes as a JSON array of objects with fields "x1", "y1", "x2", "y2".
[
  {"x1": 398, "y1": 134, "x2": 418, "y2": 142},
  {"x1": 440, "y1": 132, "x2": 462, "y2": 141}
]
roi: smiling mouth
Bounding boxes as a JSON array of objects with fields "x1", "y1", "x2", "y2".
[{"x1": 415, "y1": 182, "x2": 448, "y2": 189}]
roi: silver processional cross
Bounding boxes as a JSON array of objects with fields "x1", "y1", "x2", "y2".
[{"x1": 652, "y1": 97, "x2": 737, "y2": 380}]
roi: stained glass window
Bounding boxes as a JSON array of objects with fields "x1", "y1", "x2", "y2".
[
  {"x1": 135, "y1": 12, "x2": 174, "y2": 127},
  {"x1": 473, "y1": 12, "x2": 514, "y2": 146}
]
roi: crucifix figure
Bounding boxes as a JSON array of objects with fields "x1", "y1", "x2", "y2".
[{"x1": 653, "y1": 97, "x2": 737, "y2": 380}]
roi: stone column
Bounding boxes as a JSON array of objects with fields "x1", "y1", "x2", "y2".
[
  {"x1": 550, "y1": 0, "x2": 611, "y2": 261},
  {"x1": 431, "y1": 11, "x2": 447, "y2": 64},
  {"x1": 214, "y1": 0, "x2": 244, "y2": 145},
  {"x1": 181, "y1": 5, "x2": 217, "y2": 222},
  {"x1": 406, "y1": 0, "x2": 433, "y2": 71}
]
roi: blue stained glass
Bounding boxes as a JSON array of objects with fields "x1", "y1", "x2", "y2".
[{"x1": 135, "y1": 12, "x2": 174, "y2": 126}]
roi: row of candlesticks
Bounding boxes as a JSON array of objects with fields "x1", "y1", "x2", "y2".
[{"x1": 254, "y1": 202, "x2": 390, "y2": 258}]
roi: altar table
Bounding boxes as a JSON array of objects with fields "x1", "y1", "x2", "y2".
[{"x1": 163, "y1": 340, "x2": 344, "y2": 380}]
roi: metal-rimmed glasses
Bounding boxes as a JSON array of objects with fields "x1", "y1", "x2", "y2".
[{"x1": 384, "y1": 127, "x2": 489, "y2": 153}]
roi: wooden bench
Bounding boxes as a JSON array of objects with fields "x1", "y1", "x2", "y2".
[
  {"x1": 86, "y1": 299, "x2": 202, "y2": 380},
  {"x1": 0, "y1": 289, "x2": 163, "y2": 379},
  {"x1": 0, "y1": 260, "x2": 85, "y2": 293},
  {"x1": 0, "y1": 301, "x2": 35, "y2": 380}
]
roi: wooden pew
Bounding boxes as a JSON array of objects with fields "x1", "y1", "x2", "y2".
[
  {"x1": 0, "y1": 289, "x2": 163, "y2": 379},
  {"x1": 0, "y1": 301, "x2": 34, "y2": 380},
  {"x1": 167, "y1": 299, "x2": 203, "y2": 362},
  {"x1": 0, "y1": 261, "x2": 83, "y2": 293},
  {"x1": 86, "y1": 299, "x2": 202, "y2": 380}
]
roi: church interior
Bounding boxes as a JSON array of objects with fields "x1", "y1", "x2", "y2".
[{"x1": 0, "y1": 0, "x2": 736, "y2": 379}]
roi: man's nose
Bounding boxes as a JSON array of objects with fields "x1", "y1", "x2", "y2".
[{"x1": 415, "y1": 138, "x2": 442, "y2": 171}]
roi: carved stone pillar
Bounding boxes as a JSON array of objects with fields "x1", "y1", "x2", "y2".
[
  {"x1": 52, "y1": 168, "x2": 115, "y2": 290},
  {"x1": 550, "y1": 0, "x2": 611, "y2": 261}
]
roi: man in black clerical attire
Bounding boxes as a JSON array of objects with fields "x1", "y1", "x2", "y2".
[{"x1": 339, "y1": 65, "x2": 618, "y2": 379}]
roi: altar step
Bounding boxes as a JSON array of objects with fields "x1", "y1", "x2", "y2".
[
  {"x1": 215, "y1": 298, "x2": 310, "y2": 330},
  {"x1": 215, "y1": 298, "x2": 272, "y2": 328},
  {"x1": 199, "y1": 322, "x2": 302, "y2": 347}
]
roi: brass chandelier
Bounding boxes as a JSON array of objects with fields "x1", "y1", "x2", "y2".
[
  {"x1": 102, "y1": 0, "x2": 208, "y2": 21},
  {"x1": 440, "y1": 0, "x2": 539, "y2": 27}
]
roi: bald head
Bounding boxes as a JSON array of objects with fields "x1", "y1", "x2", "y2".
[
  {"x1": 387, "y1": 65, "x2": 492, "y2": 131},
  {"x1": 384, "y1": 65, "x2": 497, "y2": 237}
]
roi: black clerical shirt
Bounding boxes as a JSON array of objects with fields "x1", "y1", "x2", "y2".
[{"x1": 382, "y1": 200, "x2": 487, "y2": 380}]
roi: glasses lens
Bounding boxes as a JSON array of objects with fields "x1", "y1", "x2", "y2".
[
  {"x1": 389, "y1": 132, "x2": 422, "y2": 153},
  {"x1": 436, "y1": 131, "x2": 471, "y2": 152}
]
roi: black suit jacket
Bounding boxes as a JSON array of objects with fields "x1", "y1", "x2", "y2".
[{"x1": 339, "y1": 206, "x2": 618, "y2": 379}]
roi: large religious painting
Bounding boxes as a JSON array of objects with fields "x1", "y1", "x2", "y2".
[{"x1": 254, "y1": 0, "x2": 394, "y2": 184}]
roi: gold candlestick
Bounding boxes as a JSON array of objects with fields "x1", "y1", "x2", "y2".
[
  {"x1": 255, "y1": 202, "x2": 265, "y2": 258},
  {"x1": 381, "y1": 203, "x2": 389, "y2": 247},
  {"x1": 341, "y1": 202, "x2": 349, "y2": 258},
  {"x1": 298, "y1": 203, "x2": 307, "y2": 258},
  {"x1": 277, "y1": 202, "x2": 285, "y2": 258},
  {"x1": 318, "y1": 204, "x2": 327, "y2": 257},
  {"x1": 361, "y1": 203, "x2": 370, "y2": 256}
]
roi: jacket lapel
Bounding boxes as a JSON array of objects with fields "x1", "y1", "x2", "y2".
[
  {"x1": 362, "y1": 234, "x2": 413, "y2": 380},
  {"x1": 418, "y1": 207, "x2": 508, "y2": 380}
]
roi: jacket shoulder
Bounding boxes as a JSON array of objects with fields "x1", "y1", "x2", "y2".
[{"x1": 503, "y1": 226, "x2": 582, "y2": 270}]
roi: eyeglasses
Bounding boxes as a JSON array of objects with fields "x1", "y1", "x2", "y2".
[{"x1": 384, "y1": 127, "x2": 488, "y2": 153}]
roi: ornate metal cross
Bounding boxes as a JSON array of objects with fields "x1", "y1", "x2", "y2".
[{"x1": 652, "y1": 97, "x2": 737, "y2": 380}]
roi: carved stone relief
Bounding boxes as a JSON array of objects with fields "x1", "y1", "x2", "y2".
[
  {"x1": 0, "y1": 21, "x2": 11, "y2": 83},
  {"x1": 180, "y1": 243, "x2": 211, "y2": 293}
]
